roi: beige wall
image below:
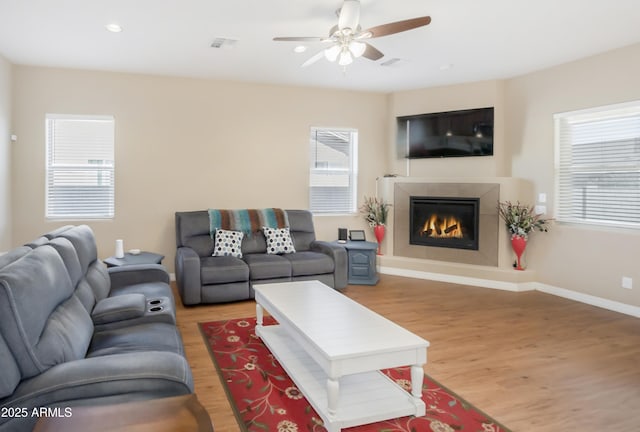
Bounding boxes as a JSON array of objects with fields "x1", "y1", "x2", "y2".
[
  {"x1": 384, "y1": 44, "x2": 640, "y2": 307},
  {"x1": 388, "y1": 79, "x2": 510, "y2": 178},
  {"x1": 0, "y1": 55, "x2": 10, "y2": 251},
  {"x1": 9, "y1": 43, "x2": 640, "y2": 308},
  {"x1": 505, "y1": 43, "x2": 640, "y2": 307},
  {"x1": 11, "y1": 66, "x2": 388, "y2": 270}
]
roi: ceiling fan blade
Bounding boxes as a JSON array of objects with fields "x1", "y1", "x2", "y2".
[
  {"x1": 362, "y1": 43, "x2": 384, "y2": 61},
  {"x1": 273, "y1": 36, "x2": 325, "y2": 42},
  {"x1": 363, "y1": 16, "x2": 431, "y2": 38},
  {"x1": 338, "y1": 0, "x2": 360, "y2": 31},
  {"x1": 301, "y1": 50, "x2": 326, "y2": 68}
]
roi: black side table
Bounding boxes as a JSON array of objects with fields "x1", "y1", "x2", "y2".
[
  {"x1": 336, "y1": 240, "x2": 379, "y2": 285},
  {"x1": 104, "y1": 251, "x2": 164, "y2": 268}
]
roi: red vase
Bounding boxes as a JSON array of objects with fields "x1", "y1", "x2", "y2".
[
  {"x1": 373, "y1": 225, "x2": 385, "y2": 255},
  {"x1": 510, "y1": 235, "x2": 527, "y2": 270}
]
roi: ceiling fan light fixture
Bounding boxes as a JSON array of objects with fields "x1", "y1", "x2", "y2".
[
  {"x1": 324, "y1": 45, "x2": 341, "y2": 62},
  {"x1": 349, "y1": 41, "x2": 366, "y2": 58},
  {"x1": 273, "y1": 1, "x2": 432, "y2": 70},
  {"x1": 338, "y1": 49, "x2": 353, "y2": 66}
]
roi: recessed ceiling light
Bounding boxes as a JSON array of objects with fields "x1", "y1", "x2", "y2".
[
  {"x1": 105, "y1": 24, "x2": 123, "y2": 33},
  {"x1": 293, "y1": 45, "x2": 307, "y2": 53}
]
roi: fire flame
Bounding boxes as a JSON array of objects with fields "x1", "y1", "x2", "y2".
[{"x1": 420, "y1": 214, "x2": 463, "y2": 238}]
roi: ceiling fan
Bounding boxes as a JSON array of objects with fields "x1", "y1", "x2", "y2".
[{"x1": 273, "y1": 0, "x2": 431, "y2": 68}]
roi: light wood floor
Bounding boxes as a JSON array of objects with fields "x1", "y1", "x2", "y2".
[{"x1": 175, "y1": 275, "x2": 640, "y2": 432}]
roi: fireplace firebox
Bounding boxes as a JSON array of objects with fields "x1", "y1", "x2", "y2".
[{"x1": 410, "y1": 196, "x2": 480, "y2": 250}]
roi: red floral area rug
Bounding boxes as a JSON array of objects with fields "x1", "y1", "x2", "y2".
[{"x1": 199, "y1": 317, "x2": 511, "y2": 432}]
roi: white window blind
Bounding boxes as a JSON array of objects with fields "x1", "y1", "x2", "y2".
[
  {"x1": 309, "y1": 128, "x2": 358, "y2": 214},
  {"x1": 46, "y1": 114, "x2": 115, "y2": 219},
  {"x1": 554, "y1": 101, "x2": 640, "y2": 229}
]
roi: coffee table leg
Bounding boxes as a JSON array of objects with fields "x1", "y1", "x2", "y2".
[
  {"x1": 410, "y1": 365, "x2": 424, "y2": 399},
  {"x1": 256, "y1": 303, "x2": 263, "y2": 328},
  {"x1": 327, "y1": 377, "x2": 339, "y2": 416}
]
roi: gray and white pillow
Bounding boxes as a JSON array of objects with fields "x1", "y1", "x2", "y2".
[
  {"x1": 213, "y1": 229, "x2": 244, "y2": 258},
  {"x1": 262, "y1": 226, "x2": 296, "y2": 255}
]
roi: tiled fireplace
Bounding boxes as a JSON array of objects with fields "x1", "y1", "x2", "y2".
[{"x1": 392, "y1": 182, "x2": 500, "y2": 266}]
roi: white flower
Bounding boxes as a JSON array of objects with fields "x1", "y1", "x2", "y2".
[
  {"x1": 429, "y1": 420, "x2": 454, "y2": 432},
  {"x1": 284, "y1": 386, "x2": 303, "y2": 400},
  {"x1": 277, "y1": 420, "x2": 299, "y2": 432}
]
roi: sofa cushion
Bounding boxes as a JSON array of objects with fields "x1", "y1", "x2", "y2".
[
  {"x1": 200, "y1": 256, "x2": 249, "y2": 284},
  {"x1": 175, "y1": 211, "x2": 215, "y2": 257},
  {"x1": 88, "y1": 323, "x2": 185, "y2": 357},
  {"x1": 286, "y1": 209, "x2": 317, "y2": 252},
  {"x1": 263, "y1": 227, "x2": 296, "y2": 255},
  {"x1": 56, "y1": 225, "x2": 98, "y2": 274},
  {"x1": 47, "y1": 237, "x2": 96, "y2": 313},
  {"x1": 242, "y1": 231, "x2": 268, "y2": 254},
  {"x1": 85, "y1": 260, "x2": 111, "y2": 302},
  {"x1": 283, "y1": 251, "x2": 334, "y2": 277},
  {"x1": 56, "y1": 225, "x2": 111, "y2": 301},
  {"x1": 243, "y1": 253, "x2": 291, "y2": 280},
  {"x1": 0, "y1": 246, "x2": 93, "y2": 379},
  {"x1": 0, "y1": 246, "x2": 31, "y2": 269},
  {"x1": 47, "y1": 238, "x2": 83, "y2": 287},
  {"x1": 213, "y1": 229, "x2": 244, "y2": 258},
  {"x1": 0, "y1": 332, "x2": 20, "y2": 398}
]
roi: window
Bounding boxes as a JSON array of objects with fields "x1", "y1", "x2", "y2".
[
  {"x1": 554, "y1": 101, "x2": 640, "y2": 229},
  {"x1": 309, "y1": 127, "x2": 358, "y2": 214},
  {"x1": 46, "y1": 114, "x2": 115, "y2": 219}
]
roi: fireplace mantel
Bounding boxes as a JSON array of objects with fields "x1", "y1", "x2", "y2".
[{"x1": 376, "y1": 176, "x2": 536, "y2": 286}]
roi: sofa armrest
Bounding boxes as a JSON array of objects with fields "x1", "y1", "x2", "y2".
[
  {"x1": 91, "y1": 293, "x2": 147, "y2": 325},
  {"x1": 108, "y1": 264, "x2": 170, "y2": 291},
  {"x1": 175, "y1": 247, "x2": 202, "y2": 305},
  {"x1": 310, "y1": 240, "x2": 348, "y2": 289}
]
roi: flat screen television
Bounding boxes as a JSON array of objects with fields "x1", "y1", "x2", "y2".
[{"x1": 397, "y1": 107, "x2": 494, "y2": 159}]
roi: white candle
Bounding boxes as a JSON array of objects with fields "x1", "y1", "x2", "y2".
[{"x1": 115, "y1": 239, "x2": 124, "y2": 258}]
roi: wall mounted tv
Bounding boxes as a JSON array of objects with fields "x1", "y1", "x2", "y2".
[{"x1": 398, "y1": 107, "x2": 494, "y2": 159}]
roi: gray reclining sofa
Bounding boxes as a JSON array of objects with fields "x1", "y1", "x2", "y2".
[
  {"x1": 175, "y1": 209, "x2": 347, "y2": 305},
  {"x1": 0, "y1": 225, "x2": 193, "y2": 431}
]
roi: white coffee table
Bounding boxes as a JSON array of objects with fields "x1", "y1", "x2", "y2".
[{"x1": 254, "y1": 280, "x2": 429, "y2": 432}]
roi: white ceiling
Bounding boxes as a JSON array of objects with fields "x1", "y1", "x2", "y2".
[{"x1": 1, "y1": 0, "x2": 640, "y2": 93}]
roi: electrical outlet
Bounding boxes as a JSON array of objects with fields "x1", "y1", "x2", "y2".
[{"x1": 622, "y1": 277, "x2": 633, "y2": 289}]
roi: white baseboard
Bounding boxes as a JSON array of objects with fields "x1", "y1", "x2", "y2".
[
  {"x1": 378, "y1": 266, "x2": 536, "y2": 292},
  {"x1": 169, "y1": 273, "x2": 176, "y2": 282},
  {"x1": 378, "y1": 266, "x2": 640, "y2": 318},
  {"x1": 533, "y1": 282, "x2": 640, "y2": 318}
]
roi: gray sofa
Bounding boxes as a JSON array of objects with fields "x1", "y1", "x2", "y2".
[
  {"x1": 0, "y1": 225, "x2": 193, "y2": 432},
  {"x1": 175, "y1": 209, "x2": 347, "y2": 305}
]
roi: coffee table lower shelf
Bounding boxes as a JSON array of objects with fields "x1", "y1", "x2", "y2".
[{"x1": 256, "y1": 324, "x2": 424, "y2": 432}]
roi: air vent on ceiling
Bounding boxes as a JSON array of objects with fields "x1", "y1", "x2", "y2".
[
  {"x1": 380, "y1": 58, "x2": 408, "y2": 68},
  {"x1": 210, "y1": 38, "x2": 238, "y2": 49}
]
